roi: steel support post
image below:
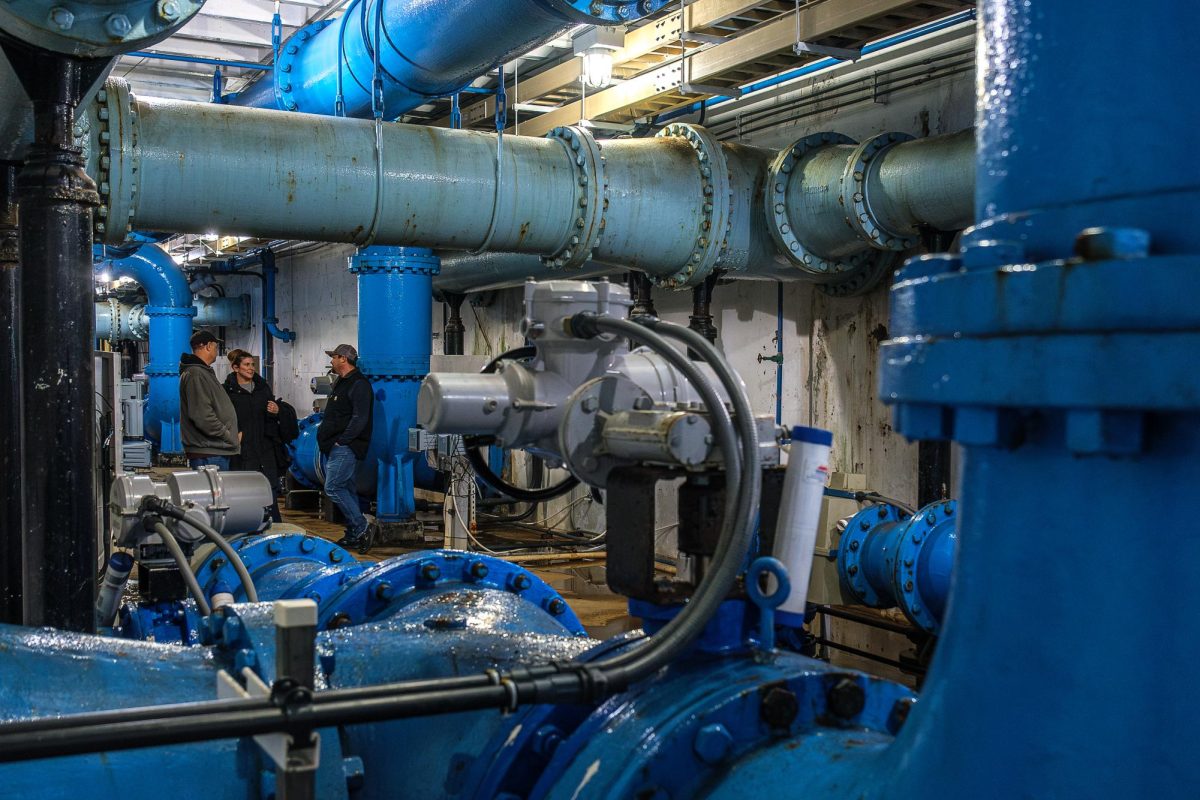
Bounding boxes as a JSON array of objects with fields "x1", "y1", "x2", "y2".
[
  {"x1": 0, "y1": 161, "x2": 22, "y2": 625},
  {"x1": 2, "y1": 41, "x2": 108, "y2": 631}
]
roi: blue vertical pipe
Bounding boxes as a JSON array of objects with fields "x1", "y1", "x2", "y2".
[
  {"x1": 99, "y1": 244, "x2": 195, "y2": 454},
  {"x1": 232, "y1": 0, "x2": 671, "y2": 117},
  {"x1": 862, "y1": 0, "x2": 1200, "y2": 796},
  {"x1": 349, "y1": 246, "x2": 439, "y2": 522}
]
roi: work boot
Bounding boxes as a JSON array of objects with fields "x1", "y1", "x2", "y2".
[{"x1": 357, "y1": 521, "x2": 379, "y2": 555}]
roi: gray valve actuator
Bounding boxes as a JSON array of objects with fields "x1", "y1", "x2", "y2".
[
  {"x1": 418, "y1": 279, "x2": 777, "y2": 486},
  {"x1": 109, "y1": 467, "x2": 273, "y2": 548}
]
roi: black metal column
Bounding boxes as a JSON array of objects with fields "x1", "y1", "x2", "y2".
[
  {"x1": 4, "y1": 41, "x2": 107, "y2": 631},
  {"x1": 442, "y1": 292, "x2": 465, "y2": 355},
  {"x1": 687, "y1": 271, "x2": 721, "y2": 359},
  {"x1": 628, "y1": 272, "x2": 657, "y2": 318},
  {"x1": 0, "y1": 161, "x2": 23, "y2": 625}
]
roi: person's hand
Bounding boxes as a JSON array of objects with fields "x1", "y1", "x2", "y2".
[
  {"x1": 239, "y1": 432, "x2": 244, "y2": 442},
  {"x1": 266, "y1": 400, "x2": 279, "y2": 414}
]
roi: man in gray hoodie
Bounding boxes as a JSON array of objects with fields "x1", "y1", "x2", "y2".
[{"x1": 179, "y1": 331, "x2": 240, "y2": 470}]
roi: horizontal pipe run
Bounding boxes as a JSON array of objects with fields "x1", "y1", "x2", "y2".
[
  {"x1": 90, "y1": 80, "x2": 974, "y2": 292},
  {"x1": 95, "y1": 296, "x2": 251, "y2": 340}
]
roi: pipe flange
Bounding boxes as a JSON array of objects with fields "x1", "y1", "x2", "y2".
[
  {"x1": 837, "y1": 504, "x2": 903, "y2": 606},
  {"x1": 274, "y1": 19, "x2": 335, "y2": 112},
  {"x1": 127, "y1": 304, "x2": 150, "y2": 340},
  {"x1": 894, "y1": 500, "x2": 955, "y2": 634},
  {"x1": 766, "y1": 132, "x2": 856, "y2": 275},
  {"x1": 348, "y1": 248, "x2": 440, "y2": 276},
  {"x1": 144, "y1": 304, "x2": 198, "y2": 319},
  {"x1": 0, "y1": 0, "x2": 203, "y2": 58},
  {"x1": 543, "y1": 126, "x2": 607, "y2": 271},
  {"x1": 653, "y1": 123, "x2": 733, "y2": 289},
  {"x1": 91, "y1": 79, "x2": 140, "y2": 244},
  {"x1": 817, "y1": 252, "x2": 901, "y2": 298},
  {"x1": 841, "y1": 131, "x2": 919, "y2": 251},
  {"x1": 561, "y1": 0, "x2": 673, "y2": 24},
  {"x1": 99, "y1": 297, "x2": 120, "y2": 342}
]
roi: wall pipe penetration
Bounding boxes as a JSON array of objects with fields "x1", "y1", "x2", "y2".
[
  {"x1": 229, "y1": 0, "x2": 672, "y2": 118},
  {"x1": 90, "y1": 80, "x2": 974, "y2": 295},
  {"x1": 94, "y1": 244, "x2": 196, "y2": 453}
]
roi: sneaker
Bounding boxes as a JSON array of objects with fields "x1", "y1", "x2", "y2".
[{"x1": 335, "y1": 527, "x2": 363, "y2": 548}]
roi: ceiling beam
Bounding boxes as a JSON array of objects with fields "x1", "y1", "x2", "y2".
[
  {"x1": 519, "y1": 0, "x2": 947, "y2": 137},
  {"x1": 442, "y1": 0, "x2": 773, "y2": 128}
]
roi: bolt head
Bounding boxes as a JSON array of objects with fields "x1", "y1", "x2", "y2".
[
  {"x1": 826, "y1": 676, "x2": 866, "y2": 720},
  {"x1": 156, "y1": 0, "x2": 182, "y2": 22},
  {"x1": 48, "y1": 6, "x2": 74, "y2": 30},
  {"x1": 760, "y1": 686, "x2": 799, "y2": 729},
  {"x1": 469, "y1": 560, "x2": 489, "y2": 579},
  {"x1": 546, "y1": 597, "x2": 566, "y2": 615},
  {"x1": 419, "y1": 563, "x2": 441, "y2": 581},
  {"x1": 693, "y1": 723, "x2": 734, "y2": 764},
  {"x1": 104, "y1": 14, "x2": 133, "y2": 39},
  {"x1": 510, "y1": 573, "x2": 532, "y2": 592}
]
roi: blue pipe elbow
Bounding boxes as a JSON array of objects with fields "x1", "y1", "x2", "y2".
[
  {"x1": 837, "y1": 500, "x2": 958, "y2": 634},
  {"x1": 98, "y1": 244, "x2": 196, "y2": 453},
  {"x1": 231, "y1": 0, "x2": 673, "y2": 118}
]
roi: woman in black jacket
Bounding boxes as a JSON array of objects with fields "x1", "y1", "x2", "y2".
[{"x1": 223, "y1": 350, "x2": 283, "y2": 522}]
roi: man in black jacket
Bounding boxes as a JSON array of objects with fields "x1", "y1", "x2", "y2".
[{"x1": 317, "y1": 343, "x2": 374, "y2": 547}]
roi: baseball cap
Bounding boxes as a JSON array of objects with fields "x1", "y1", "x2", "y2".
[
  {"x1": 325, "y1": 343, "x2": 358, "y2": 361},
  {"x1": 190, "y1": 330, "x2": 222, "y2": 349}
]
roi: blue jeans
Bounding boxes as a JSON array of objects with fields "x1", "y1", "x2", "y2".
[
  {"x1": 324, "y1": 444, "x2": 366, "y2": 535},
  {"x1": 188, "y1": 455, "x2": 230, "y2": 471}
]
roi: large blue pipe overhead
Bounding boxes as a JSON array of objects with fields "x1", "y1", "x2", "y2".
[
  {"x1": 231, "y1": 0, "x2": 673, "y2": 117},
  {"x1": 96, "y1": 244, "x2": 196, "y2": 453}
]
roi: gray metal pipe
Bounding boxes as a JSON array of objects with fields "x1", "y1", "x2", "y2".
[
  {"x1": 95, "y1": 295, "x2": 251, "y2": 341},
  {"x1": 88, "y1": 79, "x2": 974, "y2": 294}
]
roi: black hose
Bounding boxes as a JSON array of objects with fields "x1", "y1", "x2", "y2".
[{"x1": 0, "y1": 316, "x2": 759, "y2": 760}]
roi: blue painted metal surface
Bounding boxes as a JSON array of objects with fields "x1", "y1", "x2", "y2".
[
  {"x1": 837, "y1": 501, "x2": 956, "y2": 633},
  {"x1": 858, "y1": 0, "x2": 1200, "y2": 795},
  {"x1": 188, "y1": 535, "x2": 586, "y2": 636},
  {"x1": 288, "y1": 411, "x2": 325, "y2": 489},
  {"x1": 96, "y1": 244, "x2": 195, "y2": 454},
  {"x1": 351, "y1": 246, "x2": 439, "y2": 521},
  {"x1": 261, "y1": 252, "x2": 296, "y2": 343},
  {"x1": 231, "y1": 0, "x2": 671, "y2": 117}
]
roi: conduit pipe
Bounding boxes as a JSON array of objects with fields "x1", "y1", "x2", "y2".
[
  {"x1": 95, "y1": 295, "x2": 252, "y2": 341},
  {"x1": 230, "y1": 0, "x2": 672, "y2": 118},
  {"x1": 95, "y1": 243, "x2": 195, "y2": 453},
  {"x1": 89, "y1": 80, "x2": 974, "y2": 294}
]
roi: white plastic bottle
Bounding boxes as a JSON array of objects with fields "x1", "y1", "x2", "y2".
[{"x1": 772, "y1": 425, "x2": 833, "y2": 626}]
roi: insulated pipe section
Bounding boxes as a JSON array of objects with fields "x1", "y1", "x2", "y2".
[
  {"x1": 837, "y1": 500, "x2": 958, "y2": 634},
  {"x1": 232, "y1": 0, "x2": 672, "y2": 118},
  {"x1": 94, "y1": 296, "x2": 252, "y2": 340},
  {"x1": 89, "y1": 80, "x2": 974, "y2": 293}
]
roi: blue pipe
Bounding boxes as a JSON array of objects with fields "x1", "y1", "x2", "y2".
[
  {"x1": 259, "y1": 250, "x2": 296, "y2": 344},
  {"x1": 350, "y1": 246, "x2": 439, "y2": 522},
  {"x1": 230, "y1": 0, "x2": 673, "y2": 117},
  {"x1": 653, "y1": 8, "x2": 977, "y2": 126},
  {"x1": 97, "y1": 244, "x2": 195, "y2": 454},
  {"x1": 836, "y1": 501, "x2": 957, "y2": 633}
]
